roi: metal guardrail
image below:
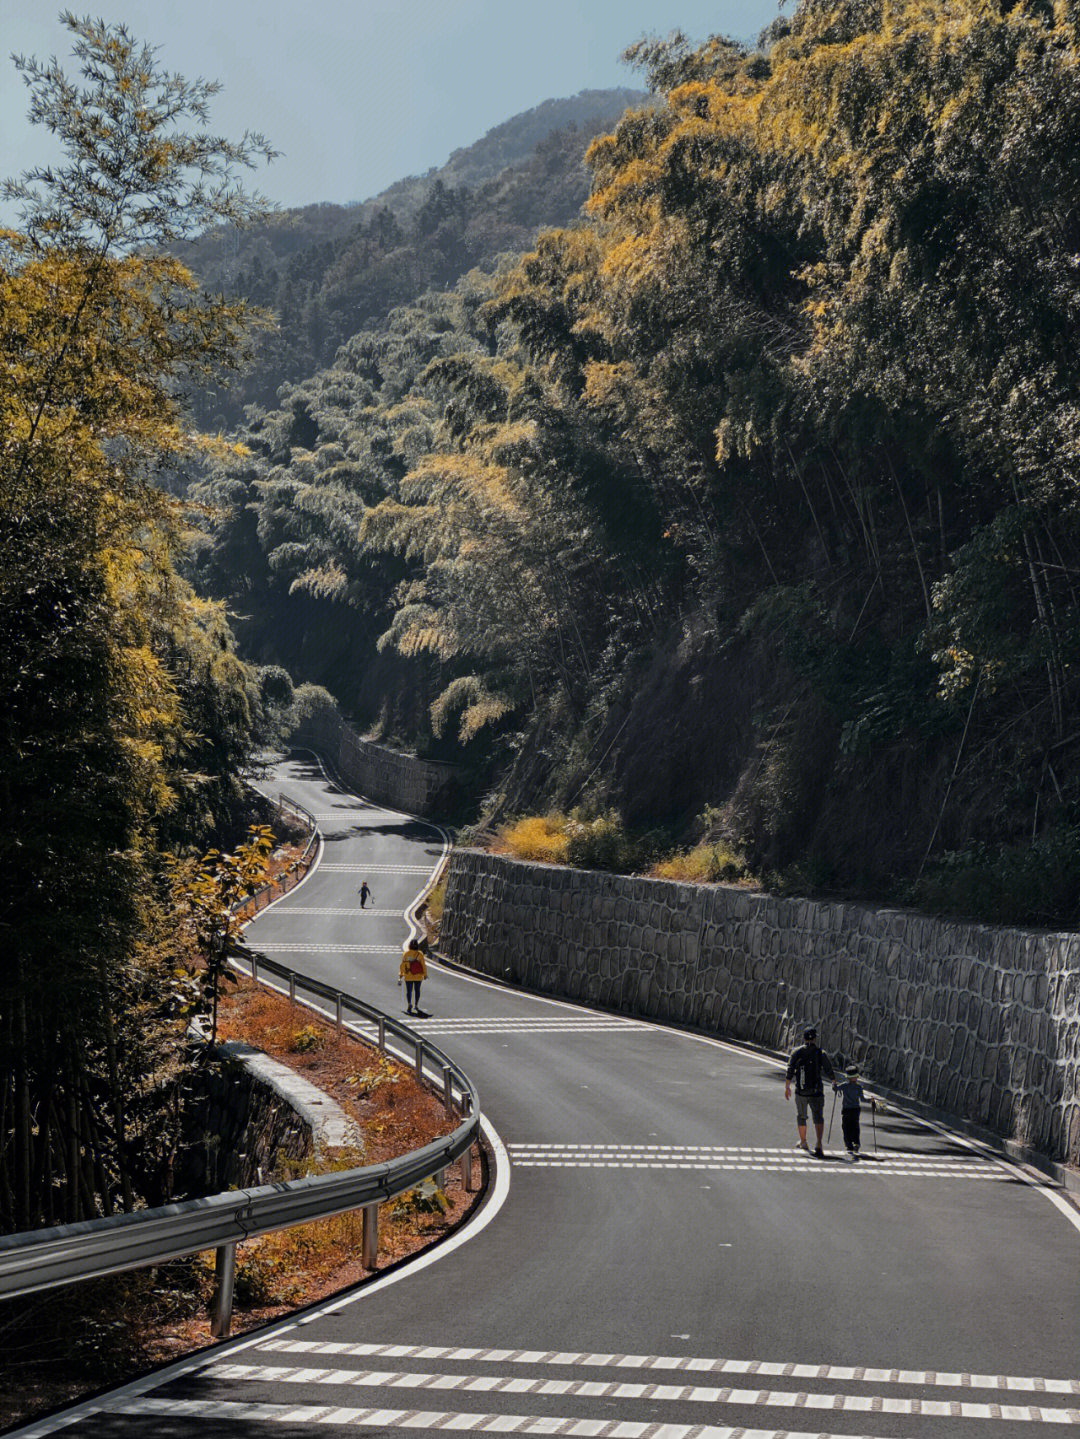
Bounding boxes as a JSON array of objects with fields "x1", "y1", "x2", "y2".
[{"x1": 0, "y1": 957, "x2": 481, "y2": 1336}]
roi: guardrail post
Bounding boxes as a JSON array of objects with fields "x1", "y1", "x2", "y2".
[
  {"x1": 443, "y1": 1068, "x2": 453, "y2": 1116},
  {"x1": 462, "y1": 1144, "x2": 476, "y2": 1192},
  {"x1": 377, "y1": 1017, "x2": 385, "y2": 1051},
  {"x1": 435, "y1": 1168, "x2": 447, "y2": 1190},
  {"x1": 289, "y1": 973, "x2": 296, "y2": 1004},
  {"x1": 362, "y1": 1204, "x2": 379, "y2": 1269},
  {"x1": 335, "y1": 992, "x2": 344, "y2": 1029},
  {"x1": 210, "y1": 1243, "x2": 237, "y2": 1338},
  {"x1": 415, "y1": 1040, "x2": 424, "y2": 1080},
  {"x1": 250, "y1": 955, "x2": 258, "y2": 985}
]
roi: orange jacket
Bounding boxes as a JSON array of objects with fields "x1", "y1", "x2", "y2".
[{"x1": 399, "y1": 949, "x2": 427, "y2": 981}]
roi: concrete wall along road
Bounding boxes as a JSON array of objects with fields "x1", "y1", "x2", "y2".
[
  {"x1": 293, "y1": 707, "x2": 456, "y2": 818},
  {"x1": 440, "y1": 851, "x2": 1080, "y2": 1169},
  {"x1": 179, "y1": 1041, "x2": 360, "y2": 1193}
]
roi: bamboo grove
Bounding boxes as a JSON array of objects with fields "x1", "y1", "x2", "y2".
[
  {"x1": 0, "y1": 16, "x2": 273, "y2": 1231},
  {"x1": 190, "y1": 0, "x2": 1080, "y2": 926}
]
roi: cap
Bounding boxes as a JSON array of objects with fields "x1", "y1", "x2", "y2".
[
  {"x1": 846, "y1": 1064, "x2": 859, "y2": 1077},
  {"x1": 803, "y1": 1027, "x2": 817, "y2": 1040}
]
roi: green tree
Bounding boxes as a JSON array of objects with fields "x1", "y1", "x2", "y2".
[{"x1": 0, "y1": 13, "x2": 273, "y2": 1230}]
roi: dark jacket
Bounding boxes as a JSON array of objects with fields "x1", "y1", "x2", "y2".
[{"x1": 786, "y1": 1043, "x2": 835, "y2": 1096}]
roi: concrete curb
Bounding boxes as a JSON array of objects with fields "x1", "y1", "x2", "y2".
[{"x1": 214, "y1": 1040, "x2": 362, "y2": 1154}]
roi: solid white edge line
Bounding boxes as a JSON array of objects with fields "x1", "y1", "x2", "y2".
[
  {"x1": 8, "y1": 751, "x2": 508, "y2": 1439},
  {"x1": 2, "y1": 1112, "x2": 510, "y2": 1439}
]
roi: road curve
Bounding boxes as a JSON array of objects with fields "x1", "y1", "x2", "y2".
[{"x1": 14, "y1": 752, "x2": 1080, "y2": 1439}]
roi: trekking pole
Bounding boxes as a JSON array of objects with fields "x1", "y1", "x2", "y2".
[{"x1": 827, "y1": 1087, "x2": 838, "y2": 1144}]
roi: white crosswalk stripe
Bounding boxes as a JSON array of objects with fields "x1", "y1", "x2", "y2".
[
  {"x1": 255, "y1": 1340, "x2": 1080, "y2": 1395},
  {"x1": 91, "y1": 1396, "x2": 975, "y2": 1438},
  {"x1": 89, "y1": 1339, "x2": 1080, "y2": 1435},
  {"x1": 319, "y1": 863, "x2": 437, "y2": 874},
  {"x1": 254, "y1": 906, "x2": 401, "y2": 916},
  {"x1": 195, "y1": 1361, "x2": 1080, "y2": 1422},
  {"x1": 408, "y1": 1019, "x2": 653, "y2": 1035},
  {"x1": 256, "y1": 943, "x2": 395, "y2": 954},
  {"x1": 504, "y1": 1142, "x2": 1003, "y2": 1178}
]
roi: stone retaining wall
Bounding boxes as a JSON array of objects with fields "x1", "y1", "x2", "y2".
[
  {"x1": 179, "y1": 1042, "x2": 359, "y2": 1194},
  {"x1": 293, "y1": 707, "x2": 456, "y2": 817},
  {"x1": 440, "y1": 851, "x2": 1080, "y2": 1167}
]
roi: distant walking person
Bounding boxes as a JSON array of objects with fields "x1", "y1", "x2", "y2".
[
  {"x1": 834, "y1": 1065, "x2": 874, "y2": 1155},
  {"x1": 399, "y1": 938, "x2": 428, "y2": 1015},
  {"x1": 785, "y1": 1027, "x2": 836, "y2": 1157},
  {"x1": 359, "y1": 881, "x2": 371, "y2": 909}
]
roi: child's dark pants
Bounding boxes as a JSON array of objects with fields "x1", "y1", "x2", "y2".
[
  {"x1": 405, "y1": 980, "x2": 421, "y2": 1010},
  {"x1": 841, "y1": 1109, "x2": 861, "y2": 1150}
]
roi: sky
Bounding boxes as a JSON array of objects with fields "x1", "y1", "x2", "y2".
[{"x1": 2, "y1": 1, "x2": 782, "y2": 217}]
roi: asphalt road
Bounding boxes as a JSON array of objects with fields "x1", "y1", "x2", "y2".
[{"x1": 18, "y1": 751, "x2": 1080, "y2": 1439}]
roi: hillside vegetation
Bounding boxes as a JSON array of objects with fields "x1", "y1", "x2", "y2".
[
  {"x1": 179, "y1": 89, "x2": 645, "y2": 430},
  {"x1": 0, "y1": 18, "x2": 282, "y2": 1234},
  {"x1": 190, "y1": 0, "x2": 1080, "y2": 928}
]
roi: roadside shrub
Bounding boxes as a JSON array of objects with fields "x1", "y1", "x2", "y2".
[
  {"x1": 905, "y1": 826, "x2": 1080, "y2": 927},
  {"x1": 651, "y1": 842, "x2": 749, "y2": 884},
  {"x1": 497, "y1": 813, "x2": 570, "y2": 863},
  {"x1": 289, "y1": 1024, "x2": 325, "y2": 1053}
]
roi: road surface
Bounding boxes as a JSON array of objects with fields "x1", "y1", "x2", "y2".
[{"x1": 17, "y1": 751, "x2": 1080, "y2": 1439}]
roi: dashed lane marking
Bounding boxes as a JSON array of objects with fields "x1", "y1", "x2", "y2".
[
  {"x1": 318, "y1": 864, "x2": 436, "y2": 873},
  {"x1": 508, "y1": 1159, "x2": 1003, "y2": 1178},
  {"x1": 254, "y1": 907, "x2": 402, "y2": 917},
  {"x1": 407, "y1": 1020, "x2": 654, "y2": 1034},
  {"x1": 255, "y1": 1335, "x2": 1080, "y2": 1392},
  {"x1": 256, "y1": 943, "x2": 395, "y2": 954},
  {"x1": 184, "y1": 1363, "x2": 1080, "y2": 1422},
  {"x1": 254, "y1": 1340, "x2": 1080, "y2": 1394},
  {"x1": 504, "y1": 1144, "x2": 1001, "y2": 1176},
  {"x1": 507, "y1": 1144, "x2": 984, "y2": 1155},
  {"x1": 87, "y1": 1396, "x2": 978, "y2": 1438}
]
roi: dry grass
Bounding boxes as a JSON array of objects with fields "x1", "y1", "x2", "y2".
[
  {"x1": 650, "y1": 841, "x2": 751, "y2": 885},
  {"x1": 494, "y1": 813, "x2": 570, "y2": 864},
  {"x1": 0, "y1": 975, "x2": 483, "y2": 1432}
]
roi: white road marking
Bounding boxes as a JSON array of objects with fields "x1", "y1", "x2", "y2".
[
  {"x1": 319, "y1": 863, "x2": 436, "y2": 874},
  {"x1": 407, "y1": 1021, "x2": 654, "y2": 1034},
  {"x1": 260, "y1": 907, "x2": 404, "y2": 917},
  {"x1": 254, "y1": 1340, "x2": 1080, "y2": 1394},
  {"x1": 86, "y1": 1396, "x2": 976, "y2": 1439},
  {"x1": 507, "y1": 1144, "x2": 985, "y2": 1157},
  {"x1": 408, "y1": 1018, "x2": 650, "y2": 1027},
  {"x1": 255, "y1": 943, "x2": 396, "y2": 953},
  {"x1": 508, "y1": 1160, "x2": 1003, "y2": 1177},
  {"x1": 169, "y1": 1362, "x2": 1080, "y2": 1423}
]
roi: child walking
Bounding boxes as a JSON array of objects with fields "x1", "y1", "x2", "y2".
[
  {"x1": 833, "y1": 1064, "x2": 875, "y2": 1154},
  {"x1": 399, "y1": 938, "x2": 428, "y2": 1015}
]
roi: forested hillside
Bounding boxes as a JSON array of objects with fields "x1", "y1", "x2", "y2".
[
  {"x1": 190, "y1": 0, "x2": 1080, "y2": 927},
  {"x1": 180, "y1": 89, "x2": 644, "y2": 429}
]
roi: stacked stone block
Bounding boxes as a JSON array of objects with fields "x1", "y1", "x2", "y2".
[
  {"x1": 293, "y1": 708, "x2": 456, "y2": 817},
  {"x1": 440, "y1": 851, "x2": 1080, "y2": 1167}
]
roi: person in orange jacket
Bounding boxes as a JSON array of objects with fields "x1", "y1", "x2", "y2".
[{"x1": 398, "y1": 938, "x2": 428, "y2": 1014}]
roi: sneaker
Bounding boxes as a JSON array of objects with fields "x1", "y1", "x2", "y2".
[
  {"x1": 814, "y1": 1146, "x2": 825, "y2": 1158},
  {"x1": 796, "y1": 1140, "x2": 809, "y2": 1151}
]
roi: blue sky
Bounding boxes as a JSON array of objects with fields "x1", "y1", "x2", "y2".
[{"x1": 2, "y1": 1, "x2": 782, "y2": 215}]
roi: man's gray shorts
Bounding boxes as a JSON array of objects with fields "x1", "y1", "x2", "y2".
[{"x1": 796, "y1": 1093, "x2": 825, "y2": 1125}]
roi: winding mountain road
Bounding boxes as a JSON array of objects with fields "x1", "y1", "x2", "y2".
[{"x1": 17, "y1": 751, "x2": 1080, "y2": 1439}]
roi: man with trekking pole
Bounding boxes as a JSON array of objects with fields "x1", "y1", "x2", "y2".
[{"x1": 784, "y1": 1026, "x2": 836, "y2": 1157}]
